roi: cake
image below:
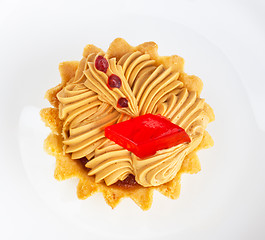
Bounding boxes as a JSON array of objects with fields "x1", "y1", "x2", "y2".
[{"x1": 40, "y1": 38, "x2": 214, "y2": 210}]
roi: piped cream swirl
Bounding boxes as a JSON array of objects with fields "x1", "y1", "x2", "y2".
[
  {"x1": 57, "y1": 83, "x2": 119, "y2": 160},
  {"x1": 57, "y1": 50, "x2": 210, "y2": 187},
  {"x1": 132, "y1": 89, "x2": 207, "y2": 186},
  {"x1": 84, "y1": 53, "x2": 139, "y2": 117},
  {"x1": 86, "y1": 140, "x2": 134, "y2": 186}
]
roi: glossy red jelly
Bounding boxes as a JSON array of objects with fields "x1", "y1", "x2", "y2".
[
  {"x1": 95, "y1": 55, "x2": 109, "y2": 73},
  {"x1": 105, "y1": 114, "x2": 191, "y2": 159},
  {"x1": 117, "y1": 97, "x2": 128, "y2": 108},
  {"x1": 108, "y1": 74, "x2": 121, "y2": 88}
]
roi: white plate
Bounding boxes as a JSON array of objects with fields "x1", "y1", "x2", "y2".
[{"x1": 1, "y1": 1, "x2": 265, "y2": 239}]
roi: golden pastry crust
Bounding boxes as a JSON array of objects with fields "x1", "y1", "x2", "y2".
[{"x1": 40, "y1": 38, "x2": 214, "y2": 210}]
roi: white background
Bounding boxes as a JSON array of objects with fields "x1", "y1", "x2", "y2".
[{"x1": 0, "y1": 0, "x2": 265, "y2": 239}]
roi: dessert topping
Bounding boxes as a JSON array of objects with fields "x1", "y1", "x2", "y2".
[
  {"x1": 108, "y1": 74, "x2": 122, "y2": 89},
  {"x1": 105, "y1": 114, "x2": 191, "y2": 158},
  {"x1": 95, "y1": 55, "x2": 109, "y2": 73},
  {"x1": 117, "y1": 97, "x2": 128, "y2": 108}
]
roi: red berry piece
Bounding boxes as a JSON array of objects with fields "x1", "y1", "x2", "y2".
[
  {"x1": 108, "y1": 74, "x2": 122, "y2": 88},
  {"x1": 117, "y1": 98, "x2": 128, "y2": 108},
  {"x1": 95, "y1": 55, "x2": 109, "y2": 73},
  {"x1": 105, "y1": 114, "x2": 191, "y2": 159}
]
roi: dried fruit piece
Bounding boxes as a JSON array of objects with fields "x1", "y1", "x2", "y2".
[
  {"x1": 117, "y1": 97, "x2": 128, "y2": 108},
  {"x1": 108, "y1": 74, "x2": 121, "y2": 88},
  {"x1": 95, "y1": 55, "x2": 109, "y2": 73},
  {"x1": 105, "y1": 114, "x2": 191, "y2": 158}
]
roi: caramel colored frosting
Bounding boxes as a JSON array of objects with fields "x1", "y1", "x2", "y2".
[{"x1": 57, "y1": 42, "x2": 210, "y2": 187}]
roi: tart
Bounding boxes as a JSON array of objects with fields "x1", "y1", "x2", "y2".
[{"x1": 40, "y1": 38, "x2": 214, "y2": 210}]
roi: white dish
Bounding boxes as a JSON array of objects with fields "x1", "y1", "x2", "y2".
[{"x1": 1, "y1": 1, "x2": 265, "y2": 239}]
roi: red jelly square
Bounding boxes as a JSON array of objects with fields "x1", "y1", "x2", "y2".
[{"x1": 105, "y1": 114, "x2": 191, "y2": 159}]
